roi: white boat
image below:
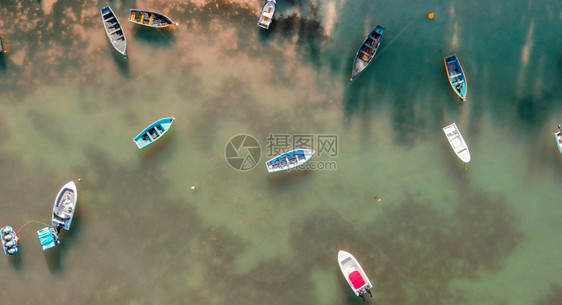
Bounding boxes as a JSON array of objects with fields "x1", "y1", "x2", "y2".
[
  {"x1": 52, "y1": 181, "x2": 78, "y2": 232},
  {"x1": 555, "y1": 125, "x2": 562, "y2": 154},
  {"x1": 265, "y1": 149, "x2": 315, "y2": 173},
  {"x1": 442, "y1": 122, "x2": 471, "y2": 163},
  {"x1": 257, "y1": 0, "x2": 277, "y2": 29},
  {"x1": 101, "y1": 6, "x2": 127, "y2": 58},
  {"x1": 337, "y1": 250, "x2": 373, "y2": 300}
]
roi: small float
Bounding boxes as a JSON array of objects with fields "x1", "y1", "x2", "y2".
[{"x1": 1, "y1": 226, "x2": 19, "y2": 255}]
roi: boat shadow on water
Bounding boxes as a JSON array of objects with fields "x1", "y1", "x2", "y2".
[
  {"x1": 44, "y1": 205, "x2": 83, "y2": 274},
  {"x1": 139, "y1": 131, "x2": 176, "y2": 164},
  {"x1": 109, "y1": 49, "x2": 130, "y2": 78},
  {"x1": 267, "y1": 169, "x2": 312, "y2": 191},
  {"x1": 8, "y1": 249, "x2": 22, "y2": 270},
  {"x1": 0, "y1": 54, "x2": 6, "y2": 71},
  {"x1": 133, "y1": 27, "x2": 176, "y2": 48}
]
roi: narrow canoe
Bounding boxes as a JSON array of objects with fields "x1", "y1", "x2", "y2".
[
  {"x1": 442, "y1": 122, "x2": 471, "y2": 163},
  {"x1": 257, "y1": 0, "x2": 277, "y2": 29},
  {"x1": 555, "y1": 125, "x2": 562, "y2": 155},
  {"x1": 129, "y1": 9, "x2": 176, "y2": 28},
  {"x1": 338, "y1": 250, "x2": 373, "y2": 300},
  {"x1": 350, "y1": 25, "x2": 385, "y2": 81},
  {"x1": 101, "y1": 6, "x2": 127, "y2": 57},
  {"x1": 133, "y1": 117, "x2": 175, "y2": 149},
  {"x1": 444, "y1": 54, "x2": 467, "y2": 100},
  {"x1": 52, "y1": 181, "x2": 78, "y2": 231},
  {"x1": 1, "y1": 226, "x2": 19, "y2": 255},
  {"x1": 265, "y1": 149, "x2": 315, "y2": 173}
]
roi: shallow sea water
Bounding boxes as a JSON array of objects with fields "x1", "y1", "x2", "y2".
[{"x1": 0, "y1": 0, "x2": 561, "y2": 304}]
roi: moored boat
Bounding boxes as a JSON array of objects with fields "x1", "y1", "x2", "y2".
[
  {"x1": 257, "y1": 0, "x2": 277, "y2": 29},
  {"x1": 0, "y1": 37, "x2": 6, "y2": 54},
  {"x1": 1, "y1": 226, "x2": 19, "y2": 255},
  {"x1": 37, "y1": 227, "x2": 61, "y2": 251},
  {"x1": 133, "y1": 117, "x2": 175, "y2": 149},
  {"x1": 101, "y1": 6, "x2": 127, "y2": 58},
  {"x1": 350, "y1": 25, "x2": 385, "y2": 81},
  {"x1": 265, "y1": 149, "x2": 315, "y2": 173},
  {"x1": 555, "y1": 125, "x2": 562, "y2": 154},
  {"x1": 52, "y1": 181, "x2": 78, "y2": 232},
  {"x1": 442, "y1": 122, "x2": 471, "y2": 163},
  {"x1": 444, "y1": 54, "x2": 467, "y2": 100},
  {"x1": 129, "y1": 9, "x2": 177, "y2": 28},
  {"x1": 338, "y1": 250, "x2": 373, "y2": 301}
]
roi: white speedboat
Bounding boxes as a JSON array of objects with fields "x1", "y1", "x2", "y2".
[
  {"x1": 442, "y1": 122, "x2": 471, "y2": 163},
  {"x1": 52, "y1": 181, "x2": 78, "y2": 232},
  {"x1": 257, "y1": 0, "x2": 277, "y2": 29},
  {"x1": 337, "y1": 250, "x2": 373, "y2": 300}
]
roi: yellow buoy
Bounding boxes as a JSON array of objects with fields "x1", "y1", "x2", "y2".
[{"x1": 428, "y1": 12, "x2": 435, "y2": 20}]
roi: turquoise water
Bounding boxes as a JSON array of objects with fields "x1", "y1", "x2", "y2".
[{"x1": 1, "y1": 0, "x2": 561, "y2": 304}]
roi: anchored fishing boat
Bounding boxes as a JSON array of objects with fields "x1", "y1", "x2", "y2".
[
  {"x1": 338, "y1": 250, "x2": 373, "y2": 301},
  {"x1": 101, "y1": 6, "x2": 127, "y2": 58},
  {"x1": 133, "y1": 117, "x2": 175, "y2": 149},
  {"x1": 265, "y1": 149, "x2": 315, "y2": 173},
  {"x1": 129, "y1": 9, "x2": 177, "y2": 28},
  {"x1": 444, "y1": 54, "x2": 467, "y2": 100},
  {"x1": 37, "y1": 227, "x2": 61, "y2": 251},
  {"x1": 257, "y1": 0, "x2": 277, "y2": 29},
  {"x1": 1, "y1": 226, "x2": 19, "y2": 255},
  {"x1": 52, "y1": 181, "x2": 78, "y2": 232},
  {"x1": 350, "y1": 25, "x2": 385, "y2": 81},
  {"x1": 555, "y1": 125, "x2": 562, "y2": 154},
  {"x1": 443, "y1": 122, "x2": 471, "y2": 163}
]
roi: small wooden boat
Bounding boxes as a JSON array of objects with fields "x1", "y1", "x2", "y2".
[
  {"x1": 52, "y1": 181, "x2": 78, "y2": 232},
  {"x1": 554, "y1": 125, "x2": 562, "y2": 154},
  {"x1": 265, "y1": 149, "x2": 315, "y2": 173},
  {"x1": 133, "y1": 117, "x2": 175, "y2": 149},
  {"x1": 350, "y1": 25, "x2": 384, "y2": 81},
  {"x1": 338, "y1": 250, "x2": 373, "y2": 300},
  {"x1": 444, "y1": 54, "x2": 467, "y2": 100},
  {"x1": 257, "y1": 0, "x2": 277, "y2": 29},
  {"x1": 1, "y1": 226, "x2": 19, "y2": 255},
  {"x1": 37, "y1": 227, "x2": 61, "y2": 251},
  {"x1": 101, "y1": 6, "x2": 127, "y2": 58},
  {"x1": 129, "y1": 9, "x2": 177, "y2": 28},
  {"x1": 443, "y1": 122, "x2": 471, "y2": 163}
]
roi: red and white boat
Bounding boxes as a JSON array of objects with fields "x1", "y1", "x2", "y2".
[{"x1": 337, "y1": 250, "x2": 373, "y2": 300}]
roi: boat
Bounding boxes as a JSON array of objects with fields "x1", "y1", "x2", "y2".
[
  {"x1": 257, "y1": 0, "x2": 277, "y2": 29},
  {"x1": 1, "y1": 226, "x2": 19, "y2": 255},
  {"x1": 444, "y1": 54, "x2": 468, "y2": 100},
  {"x1": 442, "y1": 122, "x2": 471, "y2": 163},
  {"x1": 37, "y1": 227, "x2": 61, "y2": 251},
  {"x1": 265, "y1": 149, "x2": 315, "y2": 173},
  {"x1": 52, "y1": 181, "x2": 78, "y2": 232},
  {"x1": 350, "y1": 25, "x2": 385, "y2": 81},
  {"x1": 133, "y1": 117, "x2": 175, "y2": 149},
  {"x1": 129, "y1": 9, "x2": 177, "y2": 28},
  {"x1": 555, "y1": 125, "x2": 562, "y2": 154},
  {"x1": 0, "y1": 37, "x2": 5, "y2": 54},
  {"x1": 338, "y1": 250, "x2": 373, "y2": 301},
  {"x1": 101, "y1": 6, "x2": 127, "y2": 58}
]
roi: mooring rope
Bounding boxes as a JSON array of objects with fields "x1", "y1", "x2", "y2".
[{"x1": 16, "y1": 220, "x2": 50, "y2": 234}]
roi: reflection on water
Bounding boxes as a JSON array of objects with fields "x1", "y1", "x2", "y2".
[{"x1": 0, "y1": 0, "x2": 561, "y2": 304}]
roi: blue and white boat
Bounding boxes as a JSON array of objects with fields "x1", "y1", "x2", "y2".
[
  {"x1": 444, "y1": 54, "x2": 468, "y2": 101},
  {"x1": 257, "y1": 0, "x2": 277, "y2": 29},
  {"x1": 133, "y1": 117, "x2": 175, "y2": 149},
  {"x1": 555, "y1": 125, "x2": 562, "y2": 155},
  {"x1": 350, "y1": 25, "x2": 385, "y2": 81},
  {"x1": 52, "y1": 181, "x2": 78, "y2": 232},
  {"x1": 2, "y1": 226, "x2": 19, "y2": 255},
  {"x1": 37, "y1": 227, "x2": 61, "y2": 251},
  {"x1": 265, "y1": 149, "x2": 315, "y2": 173}
]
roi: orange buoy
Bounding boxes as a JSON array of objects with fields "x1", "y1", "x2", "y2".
[{"x1": 428, "y1": 12, "x2": 435, "y2": 20}]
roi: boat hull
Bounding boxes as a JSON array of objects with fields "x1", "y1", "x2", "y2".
[
  {"x1": 257, "y1": 0, "x2": 277, "y2": 29},
  {"x1": 265, "y1": 149, "x2": 315, "y2": 173},
  {"x1": 52, "y1": 181, "x2": 78, "y2": 231},
  {"x1": 444, "y1": 54, "x2": 467, "y2": 100},
  {"x1": 350, "y1": 25, "x2": 385, "y2": 80},
  {"x1": 338, "y1": 250, "x2": 373, "y2": 297},
  {"x1": 1, "y1": 226, "x2": 19, "y2": 255},
  {"x1": 129, "y1": 9, "x2": 175, "y2": 28},
  {"x1": 101, "y1": 6, "x2": 127, "y2": 57},
  {"x1": 443, "y1": 122, "x2": 471, "y2": 163},
  {"x1": 555, "y1": 126, "x2": 562, "y2": 154},
  {"x1": 133, "y1": 117, "x2": 175, "y2": 149}
]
